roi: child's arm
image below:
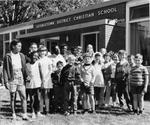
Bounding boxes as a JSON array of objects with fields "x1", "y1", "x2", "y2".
[
  {"x1": 90, "y1": 66, "x2": 96, "y2": 86},
  {"x1": 142, "y1": 67, "x2": 149, "y2": 94},
  {"x1": 38, "y1": 63, "x2": 44, "y2": 87}
]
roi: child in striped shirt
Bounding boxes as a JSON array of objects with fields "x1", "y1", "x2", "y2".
[{"x1": 130, "y1": 54, "x2": 149, "y2": 115}]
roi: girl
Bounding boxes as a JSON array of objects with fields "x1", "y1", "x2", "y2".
[
  {"x1": 93, "y1": 52, "x2": 105, "y2": 108},
  {"x1": 38, "y1": 46, "x2": 53, "y2": 114},
  {"x1": 26, "y1": 51, "x2": 43, "y2": 118}
]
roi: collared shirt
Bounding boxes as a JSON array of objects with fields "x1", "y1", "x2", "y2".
[{"x1": 11, "y1": 52, "x2": 22, "y2": 70}]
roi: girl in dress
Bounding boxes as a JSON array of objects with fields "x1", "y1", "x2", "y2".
[
  {"x1": 26, "y1": 51, "x2": 43, "y2": 118},
  {"x1": 38, "y1": 46, "x2": 53, "y2": 114},
  {"x1": 92, "y1": 52, "x2": 105, "y2": 108}
]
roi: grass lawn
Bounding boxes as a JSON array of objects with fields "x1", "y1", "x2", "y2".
[{"x1": 0, "y1": 87, "x2": 150, "y2": 125}]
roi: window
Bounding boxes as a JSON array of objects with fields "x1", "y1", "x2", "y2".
[
  {"x1": 20, "y1": 30, "x2": 26, "y2": 35},
  {"x1": 4, "y1": 33, "x2": 9, "y2": 41},
  {"x1": 12, "y1": 32, "x2": 18, "y2": 40},
  {"x1": 130, "y1": 4, "x2": 149, "y2": 20},
  {"x1": 130, "y1": 21, "x2": 150, "y2": 65},
  {"x1": 5, "y1": 42, "x2": 10, "y2": 54}
]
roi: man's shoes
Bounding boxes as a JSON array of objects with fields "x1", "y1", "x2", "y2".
[
  {"x1": 22, "y1": 113, "x2": 29, "y2": 121},
  {"x1": 12, "y1": 113, "x2": 17, "y2": 120}
]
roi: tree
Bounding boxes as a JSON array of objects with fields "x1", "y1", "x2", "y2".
[{"x1": 0, "y1": 0, "x2": 104, "y2": 27}]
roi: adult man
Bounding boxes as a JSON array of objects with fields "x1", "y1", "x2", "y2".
[{"x1": 3, "y1": 39, "x2": 28, "y2": 120}]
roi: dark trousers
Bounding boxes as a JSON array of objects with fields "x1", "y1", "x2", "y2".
[
  {"x1": 28, "y1": 88, "x2": 40, "y2": 113},
  {"x1": 54, "y1": 86, "x2": 63, "y2": 111},
  {"x1": 63, "y1": 82, "x2": 78, "y2": 112},
  {"x1": 117, "y1": 82, "x2": 131, "y2": 108}
]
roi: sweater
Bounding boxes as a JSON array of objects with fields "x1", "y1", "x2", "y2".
[{"x1": 3, "y1": 52, "x2": 27, "y2": 85}]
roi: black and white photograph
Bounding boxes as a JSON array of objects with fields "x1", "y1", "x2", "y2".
[{"x1": 0, "y1": 0, "x2": 150, "y2": 125}]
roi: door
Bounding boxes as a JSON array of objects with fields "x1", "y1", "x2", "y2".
[{"x1": 81, "y1": 32, "x2": 99, "y2": 52}]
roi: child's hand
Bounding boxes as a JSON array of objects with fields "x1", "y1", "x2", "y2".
[
  {"x1": 142, "y1": 87, "x2": 147, "y2": 95},
  {"x1": 26, "y1": 76, "x2": 31, "y2": 81}
]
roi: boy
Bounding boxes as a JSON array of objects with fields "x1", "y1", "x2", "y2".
[
  {"x1": 130, "y1": 54, "x2": 149, "y2": 114},
  {"x1": 60, "y1": 55, "x2": 81, "y2": 116},
  {"x1": 80, "y1": 53, "x2": 96, "y2": 113},
  {"x1": 102, "y1": 53, "x2": 112, "y2": 107},
  {"x1": 127, "y1": 55, "x2": 136, "y2": 110},
  {"x1": 51, "y1": 61, "x2": 64, "y2": 113},
  {"x1": 115, "y1": 50, "x2": 131, "y2": 110}
]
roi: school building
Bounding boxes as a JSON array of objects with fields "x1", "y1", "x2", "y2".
[{"x1": 0, "y1": 0, "x2": 149, "y2": 65}]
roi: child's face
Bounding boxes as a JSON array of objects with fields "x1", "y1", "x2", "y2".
[
  {"x1": 33, "y1": 53, "x2": 39, "y2": 62},
  {"x1": 119, "y1": 53, "x2": 126, "y2": 60},
  {"x1": 84, "y1": 56, "x2": 92, "y2": 64},
  {"x1": 40, "y1": 50, "x2": 47, "y2": 57},
  {"x1": 57, "y1": 64, "x2": 63, "y2": 71},
  {"x1": 95, "y1": 56, "x2": 101, "y2": 61},
  {"x1": 113, "y1": 58, "x2": 118, "y2": 64},
  {"x1": 104, "y1": 56, "x2": 110, "y2": 62},
  {"x1": 134, "y1": 58, "x2": 142, "y2": 67},
  {"x1": 68, "y1": 58, "x2": 75, "y2": 65},
  {"x1": 128, "y1": 57, "x2": 134, "y2": 65}
]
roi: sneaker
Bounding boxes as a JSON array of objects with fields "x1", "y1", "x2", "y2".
[
  {"x1": 12, "y1": 113, "x2": 17, "y2": 120},
  {"x1": 37, "y1": 112, "x2": 45, "y2": 117},
  {"x1": 89, "y1": 110, "x2": 96, "y2": 114},
  {"x1": 112, "y1": 102, "x2": 116, "y2": 107},
  {"x1": 64, "y1": 111, "x2": 70, "y2": 116},
  {"x1": 31, "y1": 112, "x2": 36, "y2": 119},
  {"x1": 133, "y1": 110, "x2": 138, "y2": 115},
  {"x1": 138, "y1": 110, "x2": 143, "y2": 115},
  {"x1": 82, "y1": 109, "x2": 89, "y2": 114},
  {"x1": 104, "y1": 104, "x2": 109, "y2": 107},
  {"x1": 22, "y1": 113, "x2": 29, "y2": 121}
]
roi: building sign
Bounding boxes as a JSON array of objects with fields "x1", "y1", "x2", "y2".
[{"x1": 31, "y1": 3, "x2": 126, "y2": 33}]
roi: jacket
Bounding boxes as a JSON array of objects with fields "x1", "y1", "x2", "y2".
[{"x1": 3, "y1": 52, "x2": 28, "y2": 85}]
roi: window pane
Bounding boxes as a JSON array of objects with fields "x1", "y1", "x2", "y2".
[
  {"x1": 12, "y1": 32, "x2": 18, "y2": 40},
  {"x1": 0, "y1": 35, "x2": 3, "y2": 60},
  {"x1": 5, "y1": 42, "x2": 10, "y2": 54},
  {"x1": 130, "y1": 4, "x2": 149, "y2": 20},
  {"x1": 130, "y1": 21, "x2": 150, "y2": 65},
  {"x1": 4, "y1": 33, "x2": 9, "y2": 41},
  {"x1": 20, "y1": 30, "x2": 26, "y2": 35}
]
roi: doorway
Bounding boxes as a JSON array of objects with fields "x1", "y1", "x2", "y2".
[{"x1": 81, "y1": 32, "x2": 99, "y2": 52}]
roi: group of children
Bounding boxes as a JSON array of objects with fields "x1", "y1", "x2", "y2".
[
  {"x1": 3, "y1": 40, "x2": 149, "y2": 119},
  {"x1": 25, "y1": 44, "x2": 149, "y2": 117}
]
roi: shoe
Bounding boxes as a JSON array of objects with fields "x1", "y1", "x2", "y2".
[
  {"x1": 138, "y1": 110, "x2": 143, "y2": 115},
  {"x1": 73, "y1": 111, "x2": 77, "y2": 115},
  {"x1": 133, "y1": 110, "x2": 138, "y2": 115},
  {"x1": 37, "y1": 112, "x2": 45, "y2": 117},
  {"x1": 89, "y1": 110, "x2": 96, "y2": 114},
  {"x1": 12, "y1": 113, "x2": 17, "y2": 120},
  {"x1": 82, "y1": 109, "x2": 89, "y2": 114},
  {"x1": 64, "y1": 111, "x2": 70, "y2": 116},
  {"x1": 22, "y1": 113, "x2": 29, "y2": 121},
  {"x1": 31, "y1": 112, "x2": 36, "y2": 119}
]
